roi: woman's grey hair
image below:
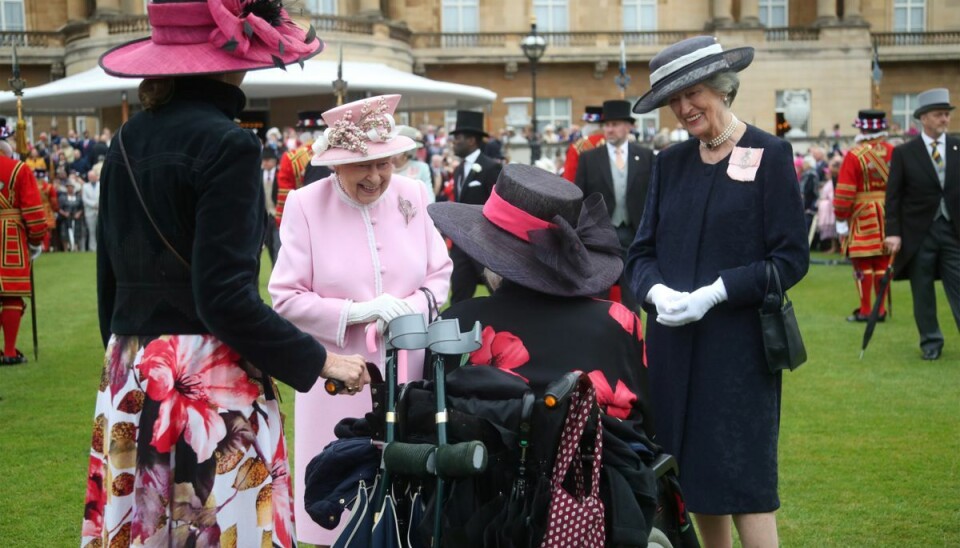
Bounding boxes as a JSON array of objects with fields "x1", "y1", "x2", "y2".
[{"x1": 702, "y1": 71, "x2": 741, "y2": 108}]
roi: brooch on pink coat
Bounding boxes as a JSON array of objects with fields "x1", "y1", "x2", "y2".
[{"x1": 399, "y1": 196, "x2": 417, "y2": 225}]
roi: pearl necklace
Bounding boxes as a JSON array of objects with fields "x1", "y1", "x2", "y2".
[{"x1": 700, "y1": 114, "x2": 739, "y2": 150}]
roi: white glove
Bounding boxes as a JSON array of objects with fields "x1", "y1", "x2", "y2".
[
  {"x1": 347, "y1": 293, "x2": 415, "y2": 325},
  {"x1": 835, "y1": 221, "x2": 849, "y2": 237},
  {"x1": 28, "y1": 244, "x2": 42, "y2": 261},
  {"x1": 656, "y1": 278, "x2": 728, "y2": 327},
  {"x1": 645, "y1": 284, "x2": 690, "y2": 316}
]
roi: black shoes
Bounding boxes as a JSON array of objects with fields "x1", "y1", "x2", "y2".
[
  {"x1": 847, "y1": 309, "x2": 886, "y2": 323},
  {"x1": 921, "y1": 348, "x2": 942, "y2": 361},
  {"x1": 0, "y1": 350, "x2": 27, "y2": 366}
]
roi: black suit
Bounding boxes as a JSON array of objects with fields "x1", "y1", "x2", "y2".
[
  {"x1": 449, "y1": 151, "x2": 502, "y2": 303},
  {"x1": 886, "y1": 134, "x2": 960, "y2": 353},
  {"x1": 261, "y1": 167, "x2": 280, "y2": 266},
  {"x1": 574, "y1": 141, "x2": 654, "y2": 309}
]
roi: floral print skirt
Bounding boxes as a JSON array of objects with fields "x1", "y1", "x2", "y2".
[{"x1": 81, "y1": 334, "x2": 297, "y2": 548}]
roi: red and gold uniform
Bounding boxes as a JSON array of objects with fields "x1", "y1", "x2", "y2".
[
  {"x1": 562, "y1": 132, "x2": 606, "y2": 182},
  {"x1": 275, "y1": 145, "x2": 312, "y2": 226},
  {"x1": 0, "y1": 156, "x2": 46, "y2": 361},
  {"x1": 835, "y1": 136, "x2": 894, "y2": 319},
  {"x1": 38, "y1": 177, "x2": 58, "y2": 251}
]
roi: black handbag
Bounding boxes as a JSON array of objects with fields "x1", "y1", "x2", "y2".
[{"x1": 759, "y1": 261, "x2": 807, "y2": 373}]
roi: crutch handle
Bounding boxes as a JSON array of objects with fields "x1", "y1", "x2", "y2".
[
  {"x1": 383, "y1": 442, "x2": 436, "y2": 478},
  {"x1": 435, "y1": 441, "x2": 488, "y2": 478}
]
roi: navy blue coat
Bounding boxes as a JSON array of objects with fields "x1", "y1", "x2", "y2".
[{"x1": 625, "y1": 125, "x2": 809, "y2": 514}]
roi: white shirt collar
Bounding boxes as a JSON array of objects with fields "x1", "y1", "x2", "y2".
[
  {"x1": 921, "y1": 131, "x2": 945, "y2": 149},
  {"x1": 463, "y1": 149, "x2": 481, "y2": 165},
  {"x1": 606, "y1": 141, "x2": 628, "y2": 158}
]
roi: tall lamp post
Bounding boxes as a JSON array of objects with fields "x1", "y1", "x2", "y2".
[{"x1": 520, "y1": 19, "x2": 546, "y2": 162}]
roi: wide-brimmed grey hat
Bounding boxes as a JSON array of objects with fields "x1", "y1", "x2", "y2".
[
  {"x1": 633, "y1": 35, "x2": 754, "y2": 114},
  {"x1": 427, "y1": 164, "x2": 623, "y2": 297},
  {"x1": 913, "y1": 88, "x2": 955, "y2": 119}
]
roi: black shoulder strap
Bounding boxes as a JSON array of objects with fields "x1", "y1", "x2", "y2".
[{"x1": 117, "y1": 125, "x2": 191, "y2": 270}]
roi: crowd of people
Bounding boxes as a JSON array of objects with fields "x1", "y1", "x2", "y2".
[{"x1": 8, "y1": 126, "x2": 109, "y2": 253}]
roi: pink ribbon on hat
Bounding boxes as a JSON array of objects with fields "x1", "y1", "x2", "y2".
[
  {"x1": 206, "y1": 0, "x2": 316, "y2": 62},
  {"x1": 482, "y1": 187, "x2": 556, "y2": 242}
]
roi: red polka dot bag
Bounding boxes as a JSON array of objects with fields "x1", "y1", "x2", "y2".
[{"x1": 540, "y1": 380, "x2": 606, "y2": 547}]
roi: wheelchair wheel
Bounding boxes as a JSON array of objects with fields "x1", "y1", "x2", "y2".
[{"x1": 648, "y1": 526, "x2": 674, "y2": 548}]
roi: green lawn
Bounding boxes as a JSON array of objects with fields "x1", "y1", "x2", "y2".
[{"x1": 0, "y1": 251, "x2": 957, "y2": 546}]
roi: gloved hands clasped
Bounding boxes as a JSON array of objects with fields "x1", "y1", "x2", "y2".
[
  {"x1": 652, "y1": 278, "x2": 728, "y2": 327},
  {"x1": 646, "y1": 284, "x2": 689, "y2": 316},
  {"x1": 347, "y1": 293, "x2": 415, "y2": 328}
]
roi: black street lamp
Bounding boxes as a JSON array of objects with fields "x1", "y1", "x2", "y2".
[{"x1": 520, "y1": 19, "x2": 546, "y2": 162}]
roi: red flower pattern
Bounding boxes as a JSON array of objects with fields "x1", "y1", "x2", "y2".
[
  {"x1": 138, "y1": 336, "x2": 259, "y2": 462},
  {"x1": 271, "y1": 435, "x2": 295, "y2": 548},
  {"x1": 81, "y1": 455, "x2": 106, "y2": 538},
  {"x1": 587, "y1": 370, "x2": 637, "y2": 420},
  {"x1": 470, "y1": 326, "x2": 530, "y2": 381}
]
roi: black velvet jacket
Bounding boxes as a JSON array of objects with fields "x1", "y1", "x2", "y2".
[{"x1": 97, "y1": 77, "x2": 325, "y2": 392}]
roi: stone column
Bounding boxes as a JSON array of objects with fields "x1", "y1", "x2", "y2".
[
  {"x1": 66, "y1": 0, "x2": 86, "y2": 22},
  {"x1": 712, "y1": 0, "x2": 733, "y2": 28},
  {"x1": 815, "y1": 0, "x2": 838, "y2": 26},
  {"x1": 94, "y1": 0, "x2": 122, "y2": 17},
  {"x1": 844, "y1": 0, "x2": 865, "y2": 24},
  {"x1": 739, "y1": 0, "x2": 761, "y2": 27}
]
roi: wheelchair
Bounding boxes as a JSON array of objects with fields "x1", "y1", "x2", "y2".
[{"x1": 306, "y1": 315, "x2": 699, "y2": 548}]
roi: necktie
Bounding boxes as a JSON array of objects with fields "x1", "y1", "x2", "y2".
[
  {"x1": 931, "y1": 140, "x2": 943, "y2": 169},
  {"x1": 615, "y1": 147, "x2": 625, "y2": 171}
]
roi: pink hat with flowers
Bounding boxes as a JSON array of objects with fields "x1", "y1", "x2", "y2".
[
  {"x1": 311, "y1": 94, "x2": 417, "y2": 167},
  {"x1": 99, "y1": 0, "x2": 322, "y2": 78}
]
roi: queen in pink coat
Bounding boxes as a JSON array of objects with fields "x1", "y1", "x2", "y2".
[{"x1": 268, "y1": 94, "x2": 452, "y2": 545}]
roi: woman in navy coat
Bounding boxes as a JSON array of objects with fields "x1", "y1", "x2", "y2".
[{"x1": 626, "y1": 36, "x2": 808, "y2": 547}]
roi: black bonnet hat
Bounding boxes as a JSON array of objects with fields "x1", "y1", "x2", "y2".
[
  {"x1": 428, "y1": 164, "x2": 622, "y2": 297},
  {"x1": 633, "y1": 35, "x2": 753, "y2": 114}
]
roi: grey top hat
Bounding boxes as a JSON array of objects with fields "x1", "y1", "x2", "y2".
[
  {"x1": 913, "y1": 88, "x2": 955, "y2": 119},
  {"x1": 427, "y1": 164, "x2": 623, "y2": 297},
  {"x1": 633, "y1": 35, "x2": 754, "y2": 114}
]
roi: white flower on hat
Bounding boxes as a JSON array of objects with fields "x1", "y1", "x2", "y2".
[
  {"x1": 471, "y1": 163, "x2": 483, "y2": 174},
  {"x1": 366, "y1": 113, "x2": 399, "y2": 143},
  {"x1": 311, "y1": 127, "x2": 333, "y2": 158}
]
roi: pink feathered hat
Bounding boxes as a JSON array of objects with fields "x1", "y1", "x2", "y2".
[
  {"x1": 99, "y1": 0, "x2": 323, "y2": 78},
  {"x1": 310, "y1": 94, "x2": 417, "y2": 167}
]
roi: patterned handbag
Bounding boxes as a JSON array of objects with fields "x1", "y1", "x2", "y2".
[{"x1": 540, "y1": 381, "x2": 605, "y2": 547}]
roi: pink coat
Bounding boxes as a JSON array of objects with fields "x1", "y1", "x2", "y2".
[{"x1": 268, "y1": 173, "x2": 452, "y2": 545}]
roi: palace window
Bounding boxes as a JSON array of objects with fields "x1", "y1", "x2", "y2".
[
  {"x1": 623, "y1": 0, "x2": 657, "y2": 31},
  {"x1": 535, "y1": 98, "x2": 572, "y2": 134},
  {"x1": 891, "y1": 93, "x2": 921, "y2": 134},
  {"x1": 0, "y1": 0, "x2": 24, "y2": 31},
  {"x1": 307, "y1": 0, "x2": 337, "y2": 15},
  {"x1": 759, "y1": 0, "x2": 788, "y2": 27},
  {"x1": 893, "y1": 0, "x2": 925, "y2": 32},
  {"x1": 534, "y1": 0, "x2": 568, "y2": 32},
  {"x1": 442, "y1": 0, "x2": 479, "y2": 33}
]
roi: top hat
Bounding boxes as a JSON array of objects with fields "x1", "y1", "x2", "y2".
[
  {"x1": 427, "y1": 164, "x2": 622, "y2": 297},
  {"x1": 99, "y1": 0, "x2": 322, "y2": 78},
  {"x1": 633, "y1": 35, "x2": 754, "y2": 114},
  {"x1": 601, "y1": 100, "x2": 635, "y2": 124},
  {"x1": 310, "y1": 94, "x2": 417, "y2": 167},
  {"x1": 261, "y1": 147, "x2": 278, "y2": 161},
  {"x1": 450, "y1": 111, "x2": 489, "y2": 138},
  {"x1": 582, "y1": 106, "x2": 603, "y2": 123},
  {"x1": 853, "y1": 109, "x2": 887, "y2": 132},
  {"x1": 296, "y1": 111, "x2": 326, "y2": 130},
  {"x1": 913, "y1": 88, "x2": 955, "y2": 119}
]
